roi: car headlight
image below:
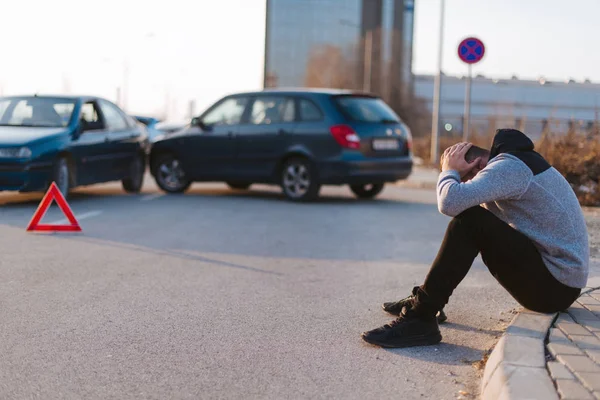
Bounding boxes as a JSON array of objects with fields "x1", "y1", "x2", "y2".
[{"x1": 0, "y1": 147, "x2": 32, "y2": 158}]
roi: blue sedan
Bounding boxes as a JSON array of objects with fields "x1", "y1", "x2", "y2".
[{"x1": 0, "y1": 95, "x2": 149, "y2": 198}]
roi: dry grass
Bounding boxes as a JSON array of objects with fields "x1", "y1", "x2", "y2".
[
  {"x1": 412, "y1": 130, "x2": 497, "y2": 169},
  {"x1": 537, "y1": 130, "x2": 600, "y2": 206}
]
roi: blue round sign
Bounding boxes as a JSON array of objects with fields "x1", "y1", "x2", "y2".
[{"x1": 458, "y1": 37, "x2": 485, "y2": 64}]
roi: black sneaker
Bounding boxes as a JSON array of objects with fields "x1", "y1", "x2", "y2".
[
  {"x1": 361, "y1": 309, "x2": 442, "y2": 348},
  {"x1": 382, "y1": 297, "x2": 448, "y2": 324}
]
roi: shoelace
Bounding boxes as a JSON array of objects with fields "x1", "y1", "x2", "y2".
[
  {"x1": 390, "y1": 295, "x2": 414, "y2": 308},
  {"x1": 388, "y1": 317, "x2": 405, "y2": 328}
]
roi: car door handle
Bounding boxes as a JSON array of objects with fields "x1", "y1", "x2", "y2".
[
  {"x1": 228, "y1": 131, "x2": 235, "y2": 138},
  {"x1": 278, "y1": 129, "x2": 287, "y2": 135}
]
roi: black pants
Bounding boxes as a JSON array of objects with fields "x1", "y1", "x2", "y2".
[{"x1": 413, "y1": 206, "x2": 581, "y2": 317}]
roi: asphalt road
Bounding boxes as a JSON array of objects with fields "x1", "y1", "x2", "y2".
[{"x1": 0, "y1": 176, "x2": 520, "y2": 400}]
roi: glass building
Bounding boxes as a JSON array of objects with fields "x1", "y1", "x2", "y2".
[{"x1": 264, "y1": 0, "x2": 416, "y2": 112}]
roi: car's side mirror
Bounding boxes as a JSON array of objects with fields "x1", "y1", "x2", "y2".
[
  {"x1": 191, "y1": 117, "x2": 211, "y2": 131},
  {"x1": 191, "y1": 117, "x2": 202, "y2": 127}
]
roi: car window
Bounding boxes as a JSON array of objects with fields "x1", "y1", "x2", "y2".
[
  {"x1": 54, "y1": 103, "x2": 75, "y2": 125},
  {"x1": 250, "y1": 97, "x2": 294, "y2": 124},
  {"x1": 0, "y1": 97, "x2": 75, "y2": 127},
  {"x1": 0, "y1": 100, "x2": 8, "y2": 119},
  {"x1": 8, "y1": 100, "x2": 32, "y2": 124},
  {"x1": 80, "y1": 102, "x2": 105, "y2": 131},
  {"x1": 202, "y1": 97, "x2": 248, "y2": 126},
  {"x1": 299, "y1": 99, "x2": 323, "y2": 121},
  {"x1": 333, "y1": 96, "x2": 400, "y2": 123},
  {"x1": 282, "y1": 99, "x2": 295, "y2": 122},
  {"x1": 81, "y1": 103, "x2": 100, "y2": 123},
  {"x1": 98, "y1": 100, "x2": 129, "y2": 131}
]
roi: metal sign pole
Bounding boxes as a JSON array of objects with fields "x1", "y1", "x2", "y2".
[
  {"x1": 463, "y1": 64, "x2": 472, "y2": 142},
  {"x1": 363, "y1": 30, "x2": 372, "y2": 92},
  {"x1": 430, "y1": 0, "x2": 445, "y2": 166}
]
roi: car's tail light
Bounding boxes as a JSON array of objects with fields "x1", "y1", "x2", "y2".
[
  {"x1": 402, "y1": 125, "x2": 413, "y2": 151},
  {"x1": 330, "y1": 125, "x2": 361, "y2": 149}
]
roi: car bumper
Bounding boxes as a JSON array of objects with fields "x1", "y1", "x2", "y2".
[
  {"x1": 0, "y1": 161, "x2": 54, "y2": 192},
  {"x1": 317, "y1": 156, "x2": 413, "y2": 185}
]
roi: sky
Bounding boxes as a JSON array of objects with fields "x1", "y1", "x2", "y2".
[{"x1": 1, "y1": 0, "x2": 598, "y2": 121}]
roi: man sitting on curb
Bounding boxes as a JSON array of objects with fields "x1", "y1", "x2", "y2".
[{"x1": 362, "y1": 128, "x2": 589, "y2": 348}]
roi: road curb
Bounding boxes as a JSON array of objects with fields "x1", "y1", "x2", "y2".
[{"x1": 481, "y1": 309, "x2": 559, "y2": 400}]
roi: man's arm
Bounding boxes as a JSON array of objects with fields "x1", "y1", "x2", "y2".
[{"x1": 437, "y1": 155, "x2": 532, "y2": 217}]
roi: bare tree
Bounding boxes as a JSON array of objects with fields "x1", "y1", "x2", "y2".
[{"x1": 304, "y1": 44, "x2": 357, "y2": 89}]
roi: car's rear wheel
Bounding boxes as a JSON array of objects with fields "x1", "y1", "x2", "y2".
[
  {"x1": 122, "y1": 153, "x2": 145, "y2": 193},
  {"x1": 280, "y1": 157, "x2": 320, "y2": 202},
  {"x1": 153, "y1": 153, "x2": 191, "y2": 194},
  {"x1": 227, "y1": 182, "x2": 252, "y2": 190},
  {"x1": 52, "y1": 157, "x2": 71, "y2": 199},
  {"x1": 350, "y1": 183, "x2": 385, "y2": 199}
]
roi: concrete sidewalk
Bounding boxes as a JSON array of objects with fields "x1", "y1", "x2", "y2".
[
  {"x1": 397, "y1": 166, "x2": 439, "y2": 189},
  {"x1": 546, "y1": 284, "x2": 600, "y2": 400},
  {"x1": 482, "y1": 272, "x2": 600, "y2": 400}
]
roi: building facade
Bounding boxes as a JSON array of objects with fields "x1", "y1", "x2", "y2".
[
  {"x1": 264, "y1": 0, "x2": 415, "y2": 112},
  {"x1": 415, "y1": 74, "x2": 600, "y2": 139}
]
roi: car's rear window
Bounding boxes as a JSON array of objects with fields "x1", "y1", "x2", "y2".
[{"x1": 333, "y1": 96, "x2": 400, "y2": 123}]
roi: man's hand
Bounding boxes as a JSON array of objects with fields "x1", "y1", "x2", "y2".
[{"x1": 441, "y1": 142, "x2": 482, "y2": 179}]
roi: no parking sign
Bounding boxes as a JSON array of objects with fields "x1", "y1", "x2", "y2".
[
  {"x1": 458, "y1": 37, "x2": 485, "y2": 64},
  {"x1": 457, "y1": 37, "x2": 485, "y2": 141}
]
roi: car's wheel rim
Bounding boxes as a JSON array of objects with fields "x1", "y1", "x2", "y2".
[
  {"x1": 158, "y1": 159, "x2": 186, "y2": 190},
  {"x1": 57, "y1": 160, "x2": 69, "y2": 195},
  {"x1": 363, "y1": 184, "x2": 375, "y2": 192},
  {"x1": 283, "y1": 163, "x2": 310, "y2": 198}
]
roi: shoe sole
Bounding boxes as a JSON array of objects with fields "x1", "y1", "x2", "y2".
[
  {"x1": 361, "y1": 331, "x2": 442, "y2": 349},
  {"x1": 382, "y1": 304, "x2": 448, "y2": 325}
]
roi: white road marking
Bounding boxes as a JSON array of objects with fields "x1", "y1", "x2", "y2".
[
  {"x1": 47, "y1": 210, "x2": 103, "y2": 225},
  {"x1": 140, "y1": 193, "x2": 165, "y2": 202}
]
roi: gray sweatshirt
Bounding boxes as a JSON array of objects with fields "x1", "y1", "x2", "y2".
[{"x1": 437, "y1": 152, "x2": 589, "y2": 289}]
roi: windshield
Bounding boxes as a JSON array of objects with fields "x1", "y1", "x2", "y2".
[
  {"x1": 0, "y1": 97, "x2": 76, "y2": 128},
  {"x1": 333, "y1": 95, "x2": 401, "y2": 123}
]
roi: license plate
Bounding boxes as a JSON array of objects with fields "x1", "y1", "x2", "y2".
[{"x1": 372, "y1": 139, "x2": 399, "y2": 150}]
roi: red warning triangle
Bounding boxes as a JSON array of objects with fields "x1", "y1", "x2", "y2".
[{"x1": 26, "y1": 182, "x2": 81, "y2": 232}]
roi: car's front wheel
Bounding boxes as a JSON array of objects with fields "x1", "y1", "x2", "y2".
[
  {"x1": 280, "y1": 157, "x2": 321, "y2": 202},
  {"x1": 153, "y1": 153, "x2": 191, "y2": 194},
  {"x1": 122, "y1": 153, "x2": 145, "y2": 193},
  {"x1": 350, "y1": 183, "x2": 385, "y2": 199},
  {"x1": 52, "y1": 157, "x2": 71, "y2": 198}
]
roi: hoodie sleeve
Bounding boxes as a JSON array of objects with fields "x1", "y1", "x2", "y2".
[{"x1": 437, "y1": 154, "x2": 533, "y2": 217}]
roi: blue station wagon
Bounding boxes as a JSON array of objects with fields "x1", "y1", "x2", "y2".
[
  {"x1": 0, "y1": 95, "x2": 149, "y2": 198},
  {"x1": 150, "y1": 89, "x2": 413, "y2": 201}
]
